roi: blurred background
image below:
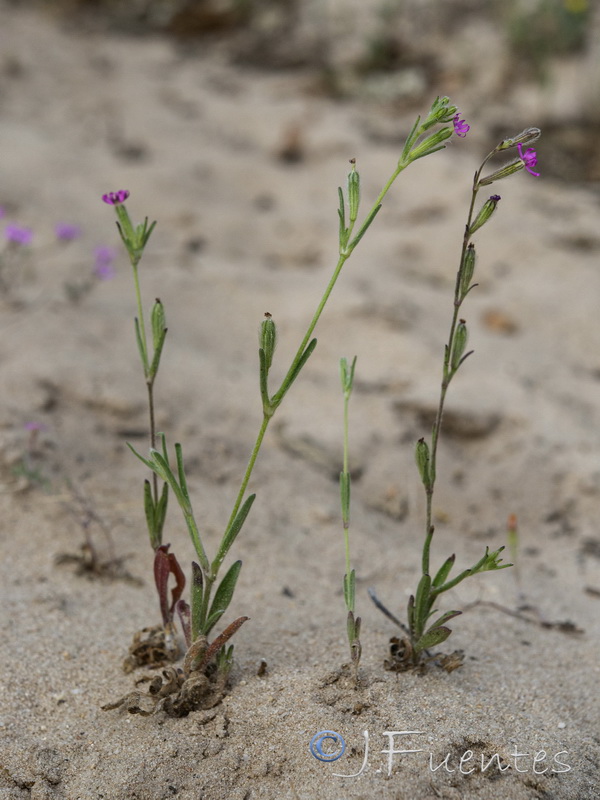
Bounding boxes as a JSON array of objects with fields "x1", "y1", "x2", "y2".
[{"x1": 10, "y1": 0, "x2": 600, "y2": 183}]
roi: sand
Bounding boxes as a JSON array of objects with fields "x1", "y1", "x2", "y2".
[{"x1": 0, "y1": 3, "x2": 598, "y2": 798}]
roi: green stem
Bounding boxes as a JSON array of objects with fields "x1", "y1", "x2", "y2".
[
  {"x1": 199, "y1": 575, "x2": 215, "y2": 632},
  {"x1": 223, "y1": 413, "x2": 270, "y2": 537},
  {"x1": 131, "y1": 261, "x2": 149, "y2": 371},
  {"x1": 147, "y1": 380, "x2": 159, "y2": 505},
  {"x1": 421, "y1": 153, "x2": 493, "y2": 576},
  {"x1": 342, "y1": 389, "x2": 351, "y2": 585},
  {"x1": 275, "y1": 162, "x2": 410, "y2": 407}
]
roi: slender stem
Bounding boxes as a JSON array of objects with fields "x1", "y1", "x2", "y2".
[
  {"x1": 421, "y1": 151, "x2": 495, "y2": 576},
  {"x1": 184, "y1": 505, "x2": 210, "y2": 574},
  {"x1": 131, "y1": 262, "x2": 149, "y2": 369},
  {"x1": 199, "y1": 575, "x2": 215, "y2": 632},
  {"x1": 275, "y1": 252, "x2": 348, "y2": 402},
  {"x1": 223, "y1": 413, "x2": 270, "y2": 536},
  {"x1": 132, "y1": 260, "x2": 159, "y2": 506},
  {"x1": 342, "y1": 388, "x2": 351, "y2": 585},
  {"x1": 276, "y1": 162, "x2": 409, "y2": 405},
  {"x1": 146, "y1": 381, "x2": 158, "y2": 503}
]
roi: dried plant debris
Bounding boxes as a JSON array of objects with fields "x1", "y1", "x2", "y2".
[
  {"x1": 122, "y1": 625, "x2": 180, "y2": 673},
  {"x1": 55, "y1": 545, "x2": 140, "y2": 584},
  {"x1": 384, "y1": 636, "x2": 465, "y2": 673},
  {"x1": 56, "y1": 483, "x2": 141, "y2": 584},
  {"x1": 102, "y1": 664, "x2": 228, "y2": 717},
  {"x1": 108, "y1": 619, "x2": 249, "y2": 715}
]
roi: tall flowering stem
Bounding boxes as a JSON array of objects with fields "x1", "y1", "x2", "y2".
[
  {"x1": 102, "y1": 191, "x2": 166, "y2": 552},
  {"x1": 422, "y1": 127, "x2": 540, "y2": 577},
  {"x1": 399, "y1": 127, "x2": 541, "y2": 666}
]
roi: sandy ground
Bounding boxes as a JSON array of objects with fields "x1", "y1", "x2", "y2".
[{"x1": 0, "y1": 4, "x2": 599, "y2": 799}]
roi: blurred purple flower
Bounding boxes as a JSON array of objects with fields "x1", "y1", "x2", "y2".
[
  {"x1": 24, "y1": 421, "x2": 48, "y2": 432},
  {"x1": 453, "y1": 114, "x2": 470, "y2": 138},
  {"x1": 55, "y1": 222, "x2": 82, "y2": 242},
  {"x1": 102, "y1": 190, "x2": 130, "y2": 205},
  {"x1": 5, "y1": 224, "x2": 33, "y2": 245},
  {"x1": 517, "y1": 143, "x2": 540, "y2": 177},
  {"x1": 93, "y1": 245, "x2": 116, "y2": 280}
]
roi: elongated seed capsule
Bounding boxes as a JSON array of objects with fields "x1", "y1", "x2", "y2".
[
  {"x1": 469, "y1": 195, "x2": 501, "y2": 235},
  {"x1": 347, "y1": 160, "x2": 360, "y2": 225},
  {"x1": 459, "y1": 244, "x2": 476, "y2": 298},
  {"x1": 451, "y1": 320, "x2": 468, "y2": 371},
  {"x1": 260, "y1": 312, "x2": 277, "y2": 372},
  {"x1": 415, "y1": 437, "x2": 432, "y2": 489}
]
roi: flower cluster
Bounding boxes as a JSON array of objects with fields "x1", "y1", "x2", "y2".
[{"x1": 102, "y1": 190, "x2": 130, "y2": 206}]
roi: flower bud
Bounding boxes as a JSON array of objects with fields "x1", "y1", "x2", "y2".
[
  {"x1": 460, "y1": 244, "x2": 476, "y2": 298},
  {"x1": 478, "y1": 159, "x2": 523, "y2": 187},
  {"x1": 423, "y1": 96, "x2": 458, "y2": 129},
  {"x1": 409, "y1": 127, "x2": 453, "y2": 160},
  {"x1": 260, "y1": 312, "x2": 277, "y2": 372},
  {"x1": 469, "y1": 195, "x2": 501, "y2": 235},
  {"x1": 497, "y1": 127, "x2": 541, "y2": 151},
  {"x1": 415, "y1": 438, "x2": 432, "y2": 489},
  {"x1": 339, "y1": 355, "x2": 357, "y2": 396},
  {"x1": 347, "y1": 160, "x2": 360, "y2": 224},
  {"x1": 451, "y1": 320, "x2": 468, "y2": 371}
]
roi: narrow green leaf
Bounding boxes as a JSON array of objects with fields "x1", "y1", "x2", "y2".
[
  {"x1": 143, "y1": 219, "x2": 157, "y2": 248},
  {"x1": 414, "y1": 573, "x2": 433, "y2": 633},
  {"x1": 407, "y1": 594, "x2": 415, "y2": 633},
  {"x1": 338, "y1": 186, "x2": 346, "y2": 233},
  {"x1": 147, "y1": 449, "x2": 188, "y2": 510},
  {"x1": 348, "y1": 204, "x2": 382, "y2": 251},
  {"x1": 400, "y1": 115, "x2": 421, "y2": 163},
  {"x1": 273, "y1": 338, "x2": 317, "y2": 407},
  {"x1": 148, "y1": 326, "x2": 167, "y2": 380},
  {"x1": 143, "y1": 479, "x2": 157, "y2": 547},
  {"x1": 432, "y1": 554, "x2": 455, "y2": 588},
  {"x1": 159, "y1": 431, "x2": 169, "y2": 463},
  {"x1": 203, "y1": 609, "x2": 225, "y2": 636},
  {"x1": 410, "y1": 143, "x2": 448, "y2": 162},
  {"x1": 154, "y1": 481, "x2": 169, "y2": 543},
  {"x1": 175, "y1": 443, "x2": 189, "y2": 502},
  {"x1": 127, "y1": 441, "x2": 156, "y2": 472},
  {"x1": 191, "y1": 561, "x2": 204, "y2": 641},
  {"x1": 207, "y1": 560, "x2": 243, "y2": 630},
  {"x1": 414, "y1": 625, "x2": 452, "y2": 654},
  {"x1": 212, "y1": 493, "x2": 256, "y2": 573},
  {"x1": 425, "y1": 609, "x2": 462, "y2": 632},
  {"x1": 134, "y1": 317, "x2": 148, "y2": 374}
]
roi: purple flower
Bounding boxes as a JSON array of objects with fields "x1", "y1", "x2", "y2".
[
  {"x1": 453, "y1": 114, "x2": 470, "y2": 138},
  {"x1": 93, "y1": 245, "x2": 116, "y2": 280},
  {"x1": 55, "y1": 222, "x2": 81, "y2": 242},
  {"x1": 5, "y1": 224, "x2": 33, "y2": 245},
  {"x1": 24, "y1": 421, "x2": 48, "y2": 432},
  {"x1": 517, "y1": 143, "x2": 540, "y2": 177},
  {"x1": 102, "y1": 190, "x2": 130, "y2": 205}
]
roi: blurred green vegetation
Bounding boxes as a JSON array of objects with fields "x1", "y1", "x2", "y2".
[{"x1": 504, "y1": 0, "x2": 591, "y2": 81}]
